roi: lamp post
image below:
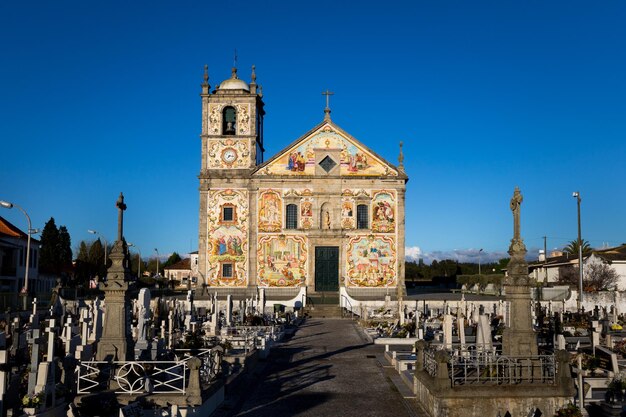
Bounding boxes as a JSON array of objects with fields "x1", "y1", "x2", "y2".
[
  {"x1": 478, "y1": 248, "x2": 484, "y2": 275},
  {"x1": 128, "y1": 243, "x2": 141, "y2": 279},
  {"x1": 0, "y1": 200, "x2": 32, "y2": 304},
  {"x1": 154, "y1": 248, "x2": 160, "y2": 278},
  {"x1": 573, "y1": 191, "x2": 583, "y2": 311},
  {"x1": 87, "y1": 229, "x2": 108, "y2": 266}
]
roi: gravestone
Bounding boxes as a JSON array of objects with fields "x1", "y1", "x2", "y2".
[
  {"x1": 443, "y1": 314, "x2": 453, "y2": 349},
  {"x1": 476, "y1": 314, "x2": 492, "y2": 351}
]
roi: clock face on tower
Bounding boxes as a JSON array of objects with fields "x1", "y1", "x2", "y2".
[{"x1": 221, "y1": 148, "x2": 238, "y2": 165}]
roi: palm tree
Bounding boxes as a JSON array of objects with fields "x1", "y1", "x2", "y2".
[{"x1": 563, "y1": 239, "x2": 592, "y2": 256}]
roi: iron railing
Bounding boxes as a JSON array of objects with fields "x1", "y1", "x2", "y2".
[
  {"x1": 77, "y1": 360, "x2": 187, "y2": 395},
  {"x1": 421, "y1": 346, "x2": 556, "y2": 386},
  {"x1": 423, "y1": 348, "x2": 438, "y2": 378},
  {"x1": 340, "y1": 294, "x2": 354, "y2": 319},
  {"x1": 175, "y1": 348, "x2": 223, "y2": 385},
  {"x1": 449, "y1": 351, "x2": 556, "y2": 385}
]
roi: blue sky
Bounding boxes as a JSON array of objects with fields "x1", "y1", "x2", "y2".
[{"x1": 1, "y1": 1, "x2": 624, "y2": 264}]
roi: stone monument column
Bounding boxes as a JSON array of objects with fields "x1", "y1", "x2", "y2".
[
  {"x1": 96, "y1": 193, "x2": 133, "y2": 361},
  {"x1": 501, "y1": 187, "x2": 538, "y2": 356}
]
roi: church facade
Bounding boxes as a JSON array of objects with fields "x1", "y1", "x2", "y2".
[{"x1": 197, "y1": 66, "x2": 408, "y2": 300}]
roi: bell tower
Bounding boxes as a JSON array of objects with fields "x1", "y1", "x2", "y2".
[{"x1": 200, "y1": 65, "x2": 265, "y2": 173}]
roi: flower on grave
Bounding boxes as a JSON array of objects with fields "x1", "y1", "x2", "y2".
[
  {"x1": 553, "y1": 403, "x2": 582, "y2": 417},
  {"x1": 607, "y1": 371, "x2": 626, "y2": 393},
  {"x1": 21, "y1": 391, "x2": 44, "y2": 407}
]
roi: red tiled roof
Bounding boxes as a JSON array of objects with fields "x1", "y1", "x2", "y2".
[
  {"x1": 165, "y1": 258, "x2": 191, "y2": 271},
  {"x1": 0, "y1": 216, "x2": 39, "y2": 243}
]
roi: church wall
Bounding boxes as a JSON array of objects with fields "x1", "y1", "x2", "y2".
[
  {"x1": 204, "y1": 188, "x2": 249, "y2": 287},
  {"x1": 247, "y1": 179, "x2": 403, "y2": 290}
]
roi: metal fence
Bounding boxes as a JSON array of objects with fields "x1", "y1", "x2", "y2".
[
  {"x1": 174, "y1": 348, "x2": 223, "y2": 385},
  {"x1": 422, "y1": 347, "x2": 556, "y2": 386},
  {"x1": 77, "y1": 360, "x2": 187, "y2": 395}
]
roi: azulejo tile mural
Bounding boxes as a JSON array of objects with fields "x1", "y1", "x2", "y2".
[
  {"x1": 345, "y1": 235, "x2": 397, "y2": 288},
  {"x1": 371, "y1": 190, "x2": 396, "y2": 233},
  {"x1": 258, "y1": 189, "x2": 283, "y2": 232},
  {"x1": 206, "y1": 189, "x2": 248, "y2": 287},
  {"x1": 257, "y1": 235, "x2": 308, "y2": 287},
  {"x1": 261, "y1": 125, "x2": 398, "y2": 177}
]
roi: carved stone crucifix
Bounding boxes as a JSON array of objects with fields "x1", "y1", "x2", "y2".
[
  {"x1": 116, "y1": 192, "x2": 127, "y2": 241},
  {"x1": 510, "y1": 186, "x2": 523, "y2": 241}
]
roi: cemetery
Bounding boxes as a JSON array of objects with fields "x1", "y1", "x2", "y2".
[{"x1": 1, "y1": 194, "x2": 625, "y2": 417}]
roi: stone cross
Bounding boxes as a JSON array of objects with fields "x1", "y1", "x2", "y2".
[
  {"x1": 26, "y1": 327, "x2": 43, "y2": 394},
  {"x1": 510, "y1": 186, "x2": 523, "y2": 241},
  {"x1": 116, "y1": 192, "x2": 127, "y2": 241},
  {"x1": 80, "y1": 309, "x2": 91, "y2": 345},
  {"x1": 45, "y1": 319, "x2": 57, "y2": 361},
  {"x1": 63, "y1": 317, "x2": 73, "y2": 355}
]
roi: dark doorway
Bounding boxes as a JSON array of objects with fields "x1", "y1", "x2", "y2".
[{"x1": 315, "y1": 246, "x2": 339, "y2": 292}]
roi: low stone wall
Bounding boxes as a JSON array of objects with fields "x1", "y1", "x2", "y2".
[{"x1": 413, "y1": 370, "x2": 574, "y2": 417}]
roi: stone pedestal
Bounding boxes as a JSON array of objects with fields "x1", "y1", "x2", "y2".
[
  {"x1": 502, "y1": 285, "x2": 537, "y2": 356},
  {"x1": 96, "y1": 239, "x2": 132, "y2": 361}
]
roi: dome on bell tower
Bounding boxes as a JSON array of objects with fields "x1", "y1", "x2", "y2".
[{"x1": 218, "y1": 67, "x2": 249, "y2": 92}]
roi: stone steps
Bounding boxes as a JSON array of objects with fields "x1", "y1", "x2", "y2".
[{"x1": 305, "y1": 304, "x2": 345, "y2": 318}]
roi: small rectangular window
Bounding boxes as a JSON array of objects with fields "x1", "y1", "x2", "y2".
[
  {"x1": 357, "y1": 204, "x2": 369, "y2": 229},
  {"x1": 223, "y1": 207, "x2": 234, "y2": 222},
  {"x1": 286, "y1": 204, "x2": 298, "y2": 229},
  {"x1": 222, "y1": 263, "x2": 233, "y2": 278}
]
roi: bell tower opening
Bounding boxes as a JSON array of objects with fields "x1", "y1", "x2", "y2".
[{"x1": 222, "y1": 106, "x2": 237, "y2": 135}]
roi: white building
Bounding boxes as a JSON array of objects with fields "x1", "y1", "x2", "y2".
[
  {"x1": 0, "y1": 215, "x2": 39, "y2": 293},
  {"x1": 529, "y1": 243, "x2": 626, "y2": 290},
  {"x1": 164, "y1": 251, "x2": 199, "y2": 290}
]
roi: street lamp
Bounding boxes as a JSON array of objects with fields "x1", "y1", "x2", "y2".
[
  {"x1": 0, "y1": 200, "x2": 32, "y2": 298},
  {"x1": 154, "y1": 248, "x2": 160, "y2": 278},
  {"x1": 573, "y1": 191, "x2": 583, "y2": 310},
  {"x1": 478, "y1": 248, "x2": 484, "y2": 275},
  {"x1": 128, "y1": 243, "x2": 141, "y2": 279},
  {"x1": 87, "y1": 229, "x2": 108, "y2": 266}
]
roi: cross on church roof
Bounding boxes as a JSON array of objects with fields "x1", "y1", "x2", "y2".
[{"x1": 322, "y1": 90, "x2": 334, "y2": 120}]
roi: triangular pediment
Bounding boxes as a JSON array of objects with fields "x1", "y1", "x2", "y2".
[{"x1": 254, "y1": 121, "x2": 400, "y2": 177}]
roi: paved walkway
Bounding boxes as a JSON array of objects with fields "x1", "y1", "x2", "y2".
[{"x1": 216, "y1": 318, "x2": 421, "y2": 417}]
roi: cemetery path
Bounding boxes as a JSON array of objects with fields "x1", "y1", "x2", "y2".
[{"x1": 215, "y1": 318, "x2": 423, "y2": 417}]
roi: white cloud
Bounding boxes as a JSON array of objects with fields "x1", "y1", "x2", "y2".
[
  {"x1": 405, "y1": 247, "x2": 510, "y2": 265},
  {"x1": 405, "y1": 246, "x2": 422, "y2": 260}
]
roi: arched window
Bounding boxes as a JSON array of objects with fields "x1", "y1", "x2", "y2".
[
  {"x1": 286, "y1": 204, "x2": 298, "y2": 229},
  {"x1": 357, "y1": 204, "x2": 369, "y2": 229},
  {"x1": 222, "y1": 106, "x2": 236, "y2": 135}
]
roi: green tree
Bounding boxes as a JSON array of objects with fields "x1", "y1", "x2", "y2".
[
  {"x1": 563, "y1": 239, "x2": 592, "y2": 256},
  {"x1": 57, "y1": 226, "x2": 72, "y2": 270},
  {"x1": 163, "y1": 252, "x2": 182, "y2": 268},
  {"x1": 88, "y1": 239, "x2": 106, "y2": 279},
  {"x1": 74, "y1": 241, "x2": 91, "y2": 286},
  {"x1": 39, "y1": 217, "x2": 60, "y2": 274},
  {"x1": 129, "y1": 251, "x2": 146, "y2": 278}
]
